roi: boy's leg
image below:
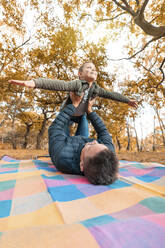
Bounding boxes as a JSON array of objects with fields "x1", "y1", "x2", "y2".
[{"x1": 75, "y1": 114, "x2": 89, "y2": 138}]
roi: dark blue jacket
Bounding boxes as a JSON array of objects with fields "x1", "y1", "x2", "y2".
[{"x1": 48, "y1": 104, "x2": 115, "y2": 175}]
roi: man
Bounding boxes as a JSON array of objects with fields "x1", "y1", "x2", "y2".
[{"x1": 48, "y1": 92, "x2": 118, "y2": 185}]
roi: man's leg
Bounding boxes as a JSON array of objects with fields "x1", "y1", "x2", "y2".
[{"x1": 75, "y1": 114, "x2": 89, "y2": 138}]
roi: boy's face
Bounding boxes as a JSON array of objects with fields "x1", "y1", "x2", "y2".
[{"x1": 78, "y1": 63, "x2": 98, "y2": 82}]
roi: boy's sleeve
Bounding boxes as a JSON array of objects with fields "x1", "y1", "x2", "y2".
[
  {"x1": 97, "y1": 86, "x2": 130, "y2": 103},
  {"x1": 87, "y1": 111, "x2": 115, "y2": 152},
  {"x1": 33, "y1": 78, "x2": 82, "y2": 93},
  {"x1": 48, "y1": 104, "x2": 75, "y2": 158}
]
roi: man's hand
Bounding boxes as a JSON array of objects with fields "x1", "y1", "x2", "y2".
[
  {"x1": 8, "y1": 80, "x2": 35, "y2": 88},
  {"x1": 87, "y1": 98, "x2": 96, "y2": 114},
  {"x1": 128, "y1": 100, "x2": 138, "y2": 108},
  {"x1": 70, "y1": 92, "x2": 84, "y2": 108}
]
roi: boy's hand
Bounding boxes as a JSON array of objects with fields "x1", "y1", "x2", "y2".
[
  {"x1": 8, "y1": 80, "x2": 35, "y2": 88},
  {"x1": 128, "y1": 100, "x2": 138, "y2": 108},
  {"x1": 87, "y1": 98, "x2": 96, "y2": 114},
  {"x1": 70, "y1": 92, "x2": 84, "y2": 108}
]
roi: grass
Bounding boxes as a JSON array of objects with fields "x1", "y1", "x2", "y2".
[{"x1": 0, "y1": 148, "x2": 165, "y2": 164}]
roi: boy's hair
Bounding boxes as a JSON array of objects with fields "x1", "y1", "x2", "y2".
[
  {"x1": 83, "y1": 149, "x2": 118, "y2": 185},
  {"x1": 78, "y1": 61, "x2": 93, "y2": 73}
]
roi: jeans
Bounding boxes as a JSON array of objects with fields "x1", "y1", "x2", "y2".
[{"x1": 65, "y1": 115, "x2": 89, "y2": 138}]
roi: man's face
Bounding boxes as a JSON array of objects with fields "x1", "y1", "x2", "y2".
[
  {"x1": 80, "y1": 140, "x2": 108, "y2": 171},
  {"x1": 79, "y1": 63, "x2": 98, "y2": 82}
]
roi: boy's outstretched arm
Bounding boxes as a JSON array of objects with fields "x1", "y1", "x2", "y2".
[
  {"x1": 127, "y1": 100, "x2": 138, "y2": 108},
  {"x1": 8, "y1": 80, "x2": 35, "y2": 88},
  {"x1": 9, "y1": 78, "x2": 88, "y2": 94},
  {"x1": 96, "y1": 86, "x2": 138, "y2": 108}
]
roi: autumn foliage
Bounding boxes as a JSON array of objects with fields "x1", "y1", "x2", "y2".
[{"x1": 0, "y1": 0, "x2": 164, "y2": 151}]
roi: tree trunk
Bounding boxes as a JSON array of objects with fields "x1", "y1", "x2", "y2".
[
  {"x1": 126, "y1": 121, "x2": 130, "y2": 151},
  {"x1": 116, "y1": 136, "x2": 122, "y2": 151},
  {"x1": 11, "y1": 134, "x2": 17, "y2": 149},
  {"x1": 11, "y1": 117, "x2": 17, "y2": 149},
  {"x1": 152, "y1": 116, "x2": 156, "y2": 151},
  {"x1": 155, "y1": 108, "x2": 165, "y2": 146},
  {"x1": 36, "y1": 116, "x2": 47, "y2": 150},
  {"x1": 22, "y1": 123, "x2": 32, "y2": 149},
  {"x1": 139, "y1": 120, "x2": 144, "y2": 151},
  {"x1": 133, "y1": 118, "x2": 140, "y2": 152},
  {"x1": 0, "y1": 119, "x2": 5, "y2": 128}
]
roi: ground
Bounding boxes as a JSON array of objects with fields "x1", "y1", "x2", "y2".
[{"x1": 0, "y1": 149, "x2": 164, "y2": 164}]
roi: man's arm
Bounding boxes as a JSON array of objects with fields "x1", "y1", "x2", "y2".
[
  {"x1": 88, "y1": 112, "x2": 115, "y2": 152},
  {"x1": 87, "y1": 99, "x2": 115, "y2": 152},
  {"x1": 48, "y1": 104, "x2": 76, "y2": 158},
  {"x1": 48, "y1": 92, "x2": 83, "y2": 158}
]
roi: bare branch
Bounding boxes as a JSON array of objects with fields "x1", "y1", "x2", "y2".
[
  {"x1": 109, "y1": 35, "x2": 164, "y2": 61},
  {"x1": 121, "y1": 0, "x2": 131, "y2": 9},
  {"x1": 14, "y1": 36, "x2": 31, "y2": 50},
  {"x1": 139, "y1": 0, "x2": 149, "y2": 16},
  {"x1": 130, "y1": 60, "x2": 156, "y2": 75},
  {"x1": 0, "y1": 36, "x2": 31, "y2": 73},
  {"x1": 112, "y1": 0, "x2": 165, "y2": 37},
  {"x1": 149, "y1": 16, "x2": 159, "y2": 24},
  {"x1": 112, "y1": 0, "x2": 135, "y2": 16},
  {"x1": 0, "y1": 116, "x2": 7, "y2": 127},
  {"x1": 81, "y1": 12, "x2": 126, "y2": 23},
  {"x1": 134, "y1": 12, "x2": 165, "y2": 36},
  {"x1": 156, "y1": 57, "x2": 165, "y2": 88},
  {"x1": 135, "y1": 0, "x2": 139, "y2": 6},
  {"x1": 111, "y1": 7, "x2": 118, "y2": 13},
  {"x1": 88, "y1": 0, "x2": 94, "y2": 7},
  {"x1": 148, "y1": 47, "x2": 159, "y2": 71},
  {"x1": 159, "y1": 57, "x2": 165, "y2": 71},
  {"x1": 56, "y1": 92, "x2": 64, "y2": 102}
]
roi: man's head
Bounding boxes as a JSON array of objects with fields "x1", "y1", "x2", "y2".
[
  {"x1": 80, "y1": 140, "x2": 118, "y2": 185},
  {"x1": 78, "y1": 62, "x2": 98, "y2": 83}
]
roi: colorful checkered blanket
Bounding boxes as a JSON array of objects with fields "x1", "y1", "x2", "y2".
[{"x1": 0, "y1": 156, "x2": 165, "y2": 247}]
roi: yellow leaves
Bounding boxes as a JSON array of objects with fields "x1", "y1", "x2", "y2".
[
  {"x1": 130, "y1": 23, "x2": 135, "y2": 33},
  {"x1": 157, "y1": 4, "x2": 165, "y2": 25},
  {"x1": 95, "y1": 7, "x2": 104, "y2": 18},
  {"x1": 63, "y1": 3, "x2": 74, "y2": 20},
  {"x1": 0, "y1": 21, "x2": 5, "y2": 26},
  {"x1": 30, "y1": 0, "x2": 39, "y2": 7},
  {"x1": 1, "y1": 0, "x2": 25, "y2": 33}
]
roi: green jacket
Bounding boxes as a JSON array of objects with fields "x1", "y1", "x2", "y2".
[{"x1": 34, "y1": 78, "x2": 130, "y2": 103}]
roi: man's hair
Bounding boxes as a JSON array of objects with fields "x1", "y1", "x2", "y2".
[
  {"x1": 78, "y1": 61, "x2": 93, "y2": 73},
  {"x1": 83, "y1": 149, "x2": 118, "y2": 185}
]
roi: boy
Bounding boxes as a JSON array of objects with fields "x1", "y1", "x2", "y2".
[{"x1": 9, "y1": 62, "x2": 138, "y2": 117}]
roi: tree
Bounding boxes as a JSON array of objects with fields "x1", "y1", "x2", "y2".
[
  {"x1": 57, "y1": 0, "x2": 165, "y2": 94},
  {"x1": 133, "y1": 116, "x2": 140, "y2": 151},
  {"x1": 154, "y1": 107, "x2": 165, "y2": 146},
  {"x1": 152, "y1": 115, "x2": 156, "y2": 151},
  {"x1": 16, "y1": 112, "x2": 37, "y2": 148},
  {"x1": 1, "y1": 0, "x2": 163, "y2": 151}
]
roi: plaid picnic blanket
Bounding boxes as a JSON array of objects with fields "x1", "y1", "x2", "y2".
[{"x1": 0, "y1": 155, "x2": 165, "y2": 248}]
